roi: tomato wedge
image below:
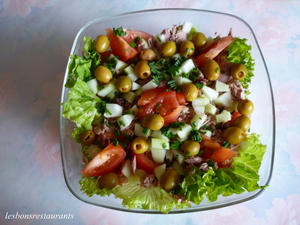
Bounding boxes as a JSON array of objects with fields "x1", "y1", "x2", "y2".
[
  {"x1": 81, "y1": 143, "x2": 126, "y2": 177},
  {"x1": 137, "y1": 87, "x2": 168, "y2": 106},
  {"x1": 193, "y1": 32, "x2": 234, "y2": 67},
  {"x1": 134, "y1": 153, "x2": 159, "y2": 174},
  {"x1": 122, "y1": 30, "x2": 154, "y2": 44},
  {"x1": 200, "y1": 135, "x2": 235, "y2": 163},
  {"x1": 106, "y1": 28, "x2": 138, "y2": 61}
]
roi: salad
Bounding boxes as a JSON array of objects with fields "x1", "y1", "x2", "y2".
[{"x1": 62, "y1": 21, "x2": 267, "y2": 213}]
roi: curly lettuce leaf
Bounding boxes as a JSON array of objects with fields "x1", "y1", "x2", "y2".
[
  {"x1": 227, "y1": 38, "x2": 255, "y2": 96},
  {"x1": 180, "y1": 133, "x2": 267, "y2": 205},
  {"x1": 62, "y1": 78, "x2": 101, "y2": 130},
  {"x1": 65, "y1": 36, "x2": 100, "y2": 88}
]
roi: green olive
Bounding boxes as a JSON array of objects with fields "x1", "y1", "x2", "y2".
[
  {"x1": 131, "y1": 136, "x2": 149, "y2": 154},
  {"x1": 222, "y1": 127, "x2": 245, "y2": 145},
  {"x1": 192, "y1": 32, "x2": 207, "y2": 48},
  {"x1": 115, "y1": 76, "x2": 132, "y2": 93},
  {"x1": 230, "y1": 63, "x2": 248, "y2": 80},
  {"x1": 234, "y1": 115, "x2": 251, "y2": 132},
  {"x1": 180, "y1": 41, "x2": 195, "y2": 57},
  {"x1": 181, "y1": 83, "x2": 198, "y2": 102},
  {"x1": 203, "y1": 59, "x2": 220, "y2": 81},
  {"x1": 98, "y1": 173, "x2": 119, "y2": 189},
  {"x1": 160, "y1": 169, "x2": 180, "y2": 192},
  {"x1": 140, "y1": 49, "x2": 156, "y2": 61},
  {"x1": 159, "y1": 41, "x2": 176, "y2": 57},
  {"x1": 135, "y1": 60, "x2": 151, "y2": 79},
  {"x1": 95, "y1": 65, "x2": 113, "y2": 83},
  {"x1": 80, "y1": 130, "x2": 96, "y2": 146},
  {"x1": 94, "y1": 35, "x2": 110, "y2": 53},
  {"x1": 142, "y1": 114, "x2": 164, "y2": 130},
  {"x1": 181, "y1": 140, "x2": 200, "y2": 156},
  {"x1": 237, "y1": 99, "x2": 254, "y2": 116}
]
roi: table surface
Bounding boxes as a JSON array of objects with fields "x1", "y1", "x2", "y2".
[{"x1": 1, "y1": 0, "x2": 300, "y2": 224}]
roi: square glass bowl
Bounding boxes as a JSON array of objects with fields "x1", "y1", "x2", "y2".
[{"x1": 60, "y1": 8, "x2": 275, "y2": 213}]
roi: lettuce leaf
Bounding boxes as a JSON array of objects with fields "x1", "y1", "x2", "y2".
[
  {"x1": 65, "y1": 36, "x2": 100, "y2": 88},
  {"x1": 179, "y1": 133, "x2": 267, "y2": 205},
  {"x1": 62, "y1": 78, "x2": 101, "y2": 130},
  {"x1": 227, "y1": 38, "x2": 255, "y2": 96}
]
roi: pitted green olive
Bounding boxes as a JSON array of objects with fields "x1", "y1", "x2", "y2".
[
  {"x1": 140, "y1": 49, "x2": 156, "y2": 61},
  {"x1": 142, "y1": 114, "x2": 164, "y2": 130},
  {"x1": 181, "y1": 140, "x2": 200, "y2": 156},
  {"x1": 181, "y1": 83, "x2": 198, "y2": 102},
  {"x1": 234, "y1": 115, "x2": 251, "y2": 132},
  {"x1": 135, "y1": 60, "x2": 151, "y2": 79},
  {"x1": 98, "y1": 173, "x2": 119, "y2": 189},
  {"x1": 160, "y1": 169, "x2": 180, "y2": 192},
  {"x1": 95, "y1": 65, "x2": 113, "y2": 83},
  {"x1": 237, "y1": 99, "x2": 254, "y2": 116},
  {"x1": 192, "y1": 32, "x2": 207, "y2": 48},
  {"x1": 230, "y1": 63, "x2": 248, "y2": 80},
  {"x1": 80, "y1": 130, "x2": 96, "y2": 146},
  {"x1": 131, "y1": 136, "x2": 149, "y2": 154},
  {"x1": 180, "y1": 41, "x2": 195, "y2": 57},
  {"x1": 115, "y1": 76, "x2": 132, "y2": 93},
  {"x1": 94, "y1": 35, "x2": 110, "y2": 53},
  {"x1": 159, "y1": 41, "x2": 176, "y2": 57},
  {"x1": 222, "y1": 127, "x2": 245, "y2": 145},
  {"x1": 203, "y1": 59, "x2": 220, "y2": 81}
]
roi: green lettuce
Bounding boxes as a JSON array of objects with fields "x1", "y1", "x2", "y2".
[
  {"x1": 61, "y1": 78, "x2": 101, "y2": 130},
  {"x1": 227, "y1": 38, "x2": 255, "y2": 96},
  {"x1": 65, "y1": 36, "x2": 100, "y2": 88}
]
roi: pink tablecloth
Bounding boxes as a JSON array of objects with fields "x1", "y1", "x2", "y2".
[{"x1": 1, "y1": 0, "x2": 300, "y2": 224}]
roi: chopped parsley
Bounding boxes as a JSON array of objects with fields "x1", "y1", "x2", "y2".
[{"x1": 113, "y1": 27, "x2": 126, "y2": 36}]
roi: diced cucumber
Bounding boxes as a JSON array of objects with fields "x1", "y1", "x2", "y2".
[
  {"x1": 154, "y1": 164, "x2": 166, "y2": 181},
  {"x1": 134, "y1": 88, "x2": 144, "y2": 96},
  {"x1": 131, "y1": 81, "x2": 141, "y2": 91},
  {"x1": 151, "y1": 130, "x2": 169, "y2": 140},
  {"x1": 192, "y1": 105, "x2": 205, "y2": 114},
  {"x1": 205, "y1": 103, "x2": 217, "y2": 115},
  {"x1": 216, "y1": 110, "x2": 232, "y2": 123},
  {"x1": 122, "y1": 91, "x2": 136, "y2": 103},
  {"x1": 106, "y1": 90, "x2": 117, "y2": 99},
  {"x1": 121, "y1": 159, "x2": 133, "y2": 178},
  {"x1": 156, "y1": 34, "x2": 166, "y2": 45},
  {"x1": 200, "y1": 129, "x2": 212, "y2": 138},
  {"x1": 215, "y1": 80, "x2": 229, "y2": 92},
  {"x1": 182, "y1": 21, "x2": 193, "y2": 33},
  {"x1": 171, "y1": 160, "x2": 184, "y2": 175},
  {"x1": 104, "y1": 103, "x2": 123, "y2": 118},
  {"x1": 124, "y1": 65, "x2": 135, "y2": 74},
  {"x1": 127, "y1": 73, "x2": 139, "y2": 82},
  {"x1": 86, "y1": 78, "x2": 98, "y2": 94},
  {"x1": 115, "y1": 59, "x2": 128, "y2": 70},
  {"x1": 134, "y1": 123, "x2": 152, "y2": 138},
  {"x1": 151, "y1": 138, "x2": 169, "y2": 149},
  {"x1": 192, "y1": 96, "x2": 209, "y2": 106},
  {"x1": 174, "y1": 76, "x2": 192, "y2": 86},
  {"x1": 97, "y1": 83, "x2": 116, "y2": 97},
  {"x1": 214, "y1": 92, "x2": 233, "y2": 108},
  {"x1": 129, "y1": 105, "x2": 139, "y2": 116},
  {"x1": 117, "y1": 114, "x2": 134, "y2": 128},
  {"x1": 177, "y1": 124, "x2": 192, "y2": 140},
  {"x1": 170, "y1": 148, "x2": 185, "y2": 164},
  {"x1": 138, "y1": 37, "x2": 149, "y2": 49},
  {"x1": 151, "y1": 148, "x2": 166, "y2": 164},
  {"x1": 180, "y1": 58, "x2": 195, "y2": 74},
  {"x1": 202, "y1": 86, "x2": 219, "y2": 101},
  {"x1": 141, "y1": 80, "x2": 158, "y2": 91},
  {"x1": 191, "y1": 114, "x2": 207, "y2": 130}
]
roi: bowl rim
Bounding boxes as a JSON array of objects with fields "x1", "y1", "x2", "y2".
[{"x1": 59, "y1": 8, "x2": 276, "y2": 214}]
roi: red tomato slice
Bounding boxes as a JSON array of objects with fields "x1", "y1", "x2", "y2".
[
  {"x1": 81, "y1": 143, "x2": 126, "y2": 177},
  {"x1": 176, "y1": 92, "x2": 187, "y2": 105},
  {"x1": 122, "y1": 30, "x2": 154, "y2": 44},
  {"x1": 134, "y1": 153, "x2": 159, "y2": 174},
  {"x1": 193, "y1": 33, "x2": 234, "y2": 67},
  {"x1": 163, "y1": 105, "x2": 184, "y2": 124},
  {"x1": 137, "y1": 87, "x2": 168, "y2": 106},
  {"x1": 200, "y1": 135, "x2": 235, "y2": 162},
  {"x1": 106, "y1": 28, "x2": 138, "y2": 61}
]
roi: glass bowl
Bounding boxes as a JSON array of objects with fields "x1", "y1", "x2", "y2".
[{"x1": 60, "y1": 8, "x2": 275, "y2": 213}]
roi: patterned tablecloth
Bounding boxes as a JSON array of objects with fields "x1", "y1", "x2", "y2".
[{"x1": 1, "y1": 0, "x2": 300, "y2": 224}]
